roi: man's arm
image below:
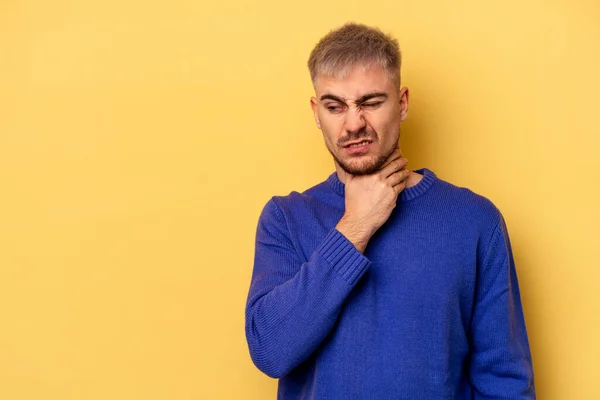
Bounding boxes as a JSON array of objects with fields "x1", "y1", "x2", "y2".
[
  {"x1": 469, "y1": 214, "x2": 536, "y2": 398},
  {"x1": 245, "y1": 152, "x2": 410, "y2": 378},
  {"x1": 245, "y1": 198, "x2": 371, "y2": 378}
]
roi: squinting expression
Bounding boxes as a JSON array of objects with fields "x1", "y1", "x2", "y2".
[{"x1": 310, "y1": 65, "x2": 409, "y2": 176}]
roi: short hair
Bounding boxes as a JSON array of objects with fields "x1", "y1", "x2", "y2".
[{"x1": 307, "y1": 23, "x2": 402, "y2": 89}]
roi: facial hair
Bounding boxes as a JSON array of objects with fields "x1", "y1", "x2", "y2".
[
  {"x1": 327, "y1": 129, "x2": 399, "y2": 176},
  {"x1": 328, "y1": 148, "x2": 387, "y2": 176}
]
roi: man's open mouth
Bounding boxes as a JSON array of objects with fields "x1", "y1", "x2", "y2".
[{"x1": 344, "y1": 140, "x2": 372, "y2": 148}]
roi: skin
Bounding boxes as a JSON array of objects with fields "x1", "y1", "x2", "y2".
[{"x1": 310, "y1": 64, "x2": 423, "y2": 252}]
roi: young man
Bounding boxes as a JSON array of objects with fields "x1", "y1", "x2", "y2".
[{"x1": 245, "y1": 23, "x2": 535, "y2": 399}]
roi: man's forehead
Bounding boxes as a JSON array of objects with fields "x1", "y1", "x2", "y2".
[{"x1": 314, "y1": 65, "x2": 393, "y2": 99}]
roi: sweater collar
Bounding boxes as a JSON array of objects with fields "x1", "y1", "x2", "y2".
[{"x1": 326, "y1": 167, "x2": 437, "y2": 202}]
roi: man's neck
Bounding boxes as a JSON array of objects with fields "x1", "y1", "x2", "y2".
[{"x1": 335, "y1": 166, "x2": 423, "y2": 189}]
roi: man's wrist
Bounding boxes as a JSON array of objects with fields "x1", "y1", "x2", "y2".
[{"x1": 335, "y1": 216, "x2": 372, "y2": 253}]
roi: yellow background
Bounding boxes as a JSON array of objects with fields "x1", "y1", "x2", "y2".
[{"x1": 1, "y1": 0, "x2": 599, "y2": 398}]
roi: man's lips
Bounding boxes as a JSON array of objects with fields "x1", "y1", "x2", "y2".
[
  {"x1": 343, "y1": 140, "x2": 373, "y2": 154},
  {"x1": 343, "y1": 139, "x2": 373, "y2": 148}
]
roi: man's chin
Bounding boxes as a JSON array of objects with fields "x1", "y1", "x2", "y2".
[{"x1": 338, "y1": 155, "x2": 386, "y2": 176}]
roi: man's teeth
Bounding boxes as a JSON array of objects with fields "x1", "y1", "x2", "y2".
[{"x1": 348, "y1": 141, "x2": 370, "y2": 147}]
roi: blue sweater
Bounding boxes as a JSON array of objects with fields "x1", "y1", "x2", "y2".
[{"x1": 245, "y1": 168, "x2": 535, "y2": 399}]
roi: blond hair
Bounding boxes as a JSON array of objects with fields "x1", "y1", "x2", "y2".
[{"x1": 307, "y1": 23, "x2": 402, "y2": 88}]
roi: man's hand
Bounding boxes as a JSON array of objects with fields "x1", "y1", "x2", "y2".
[{"x1": 335, "y1": 150, "x2": 410, "y2": 253}]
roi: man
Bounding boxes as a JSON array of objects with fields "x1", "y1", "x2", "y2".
[{"x1": 245, "y1": 23, "x2": 535, "y2": 399}]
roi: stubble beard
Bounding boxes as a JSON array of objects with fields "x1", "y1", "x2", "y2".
[
  {"x1": 327, "y1": 132, "x2": 400, "y2": 176},
  {"x1": 329, "y1": 149, "x2": 388, "y2": 176}
]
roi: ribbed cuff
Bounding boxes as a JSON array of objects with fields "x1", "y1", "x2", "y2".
[{"x1": 317, "y1": 229, "x2": 371, "y2": 286}]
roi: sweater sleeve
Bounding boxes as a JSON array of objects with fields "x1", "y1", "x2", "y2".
[
  {"x1": 245, "y1": 198, "x2": 370, "y2": 378},
  {"x1": 469, "y1": 214, "x2": 536, "y2": 399}
]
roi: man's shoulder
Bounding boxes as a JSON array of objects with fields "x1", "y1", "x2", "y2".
[
  {"x1": 259, "y1": 174, "x2": 337, "y2": 221},
  {"x1": 436, "y1": 174, "x2": 497, "y2": 207},
  {"x1": 271, "y1": 174, "x2": 335, "y2": 205},
  {"x1": 434, "y1": 173, "x2": 504, "y2": 230}
]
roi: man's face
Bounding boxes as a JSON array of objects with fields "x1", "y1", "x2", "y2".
[{"x1": 310, "y1": 65, "x2": 409, "y2": 176}]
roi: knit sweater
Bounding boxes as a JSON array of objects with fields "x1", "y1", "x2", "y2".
[{"x1": 245, "y1": 168, "x2": 535, "y2": 399}]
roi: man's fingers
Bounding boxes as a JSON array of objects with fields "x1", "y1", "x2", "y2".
[
  {"x1": 392, "y1": 177, "x2": 408, "y2": 194},
  {"x1": 387, "y1": 168, "x2": 410, "y2": 187},
  {"x1": 380, "y1": 157, "x2": 408, "y2": 179}
]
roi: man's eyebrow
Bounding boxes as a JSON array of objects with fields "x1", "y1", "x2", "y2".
[
  {"x1": 355, "y1": 92, "x2": 388, "y2": 104},
  {"x1": 319, "y1": 94, "x2": 346, "y2": 103},
  {"x1": 319, "y1": 92, "x2": 388, "y2": 104}
]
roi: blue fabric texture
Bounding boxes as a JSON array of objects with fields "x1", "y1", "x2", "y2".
[{"x1": 245, "y1": 168, "x2": 535, "y2": 399}]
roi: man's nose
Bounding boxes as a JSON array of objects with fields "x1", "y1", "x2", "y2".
[{"x1": 344, "y1": 108, "x2": 366, "y2": 134}]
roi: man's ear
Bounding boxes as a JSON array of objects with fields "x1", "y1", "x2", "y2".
[
  {"x1": 310, "y1": 96, "x2": 321, "y2": 129},
  {"x1": 399, "y1": 87, "x2": 409, "y2": 122}
]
